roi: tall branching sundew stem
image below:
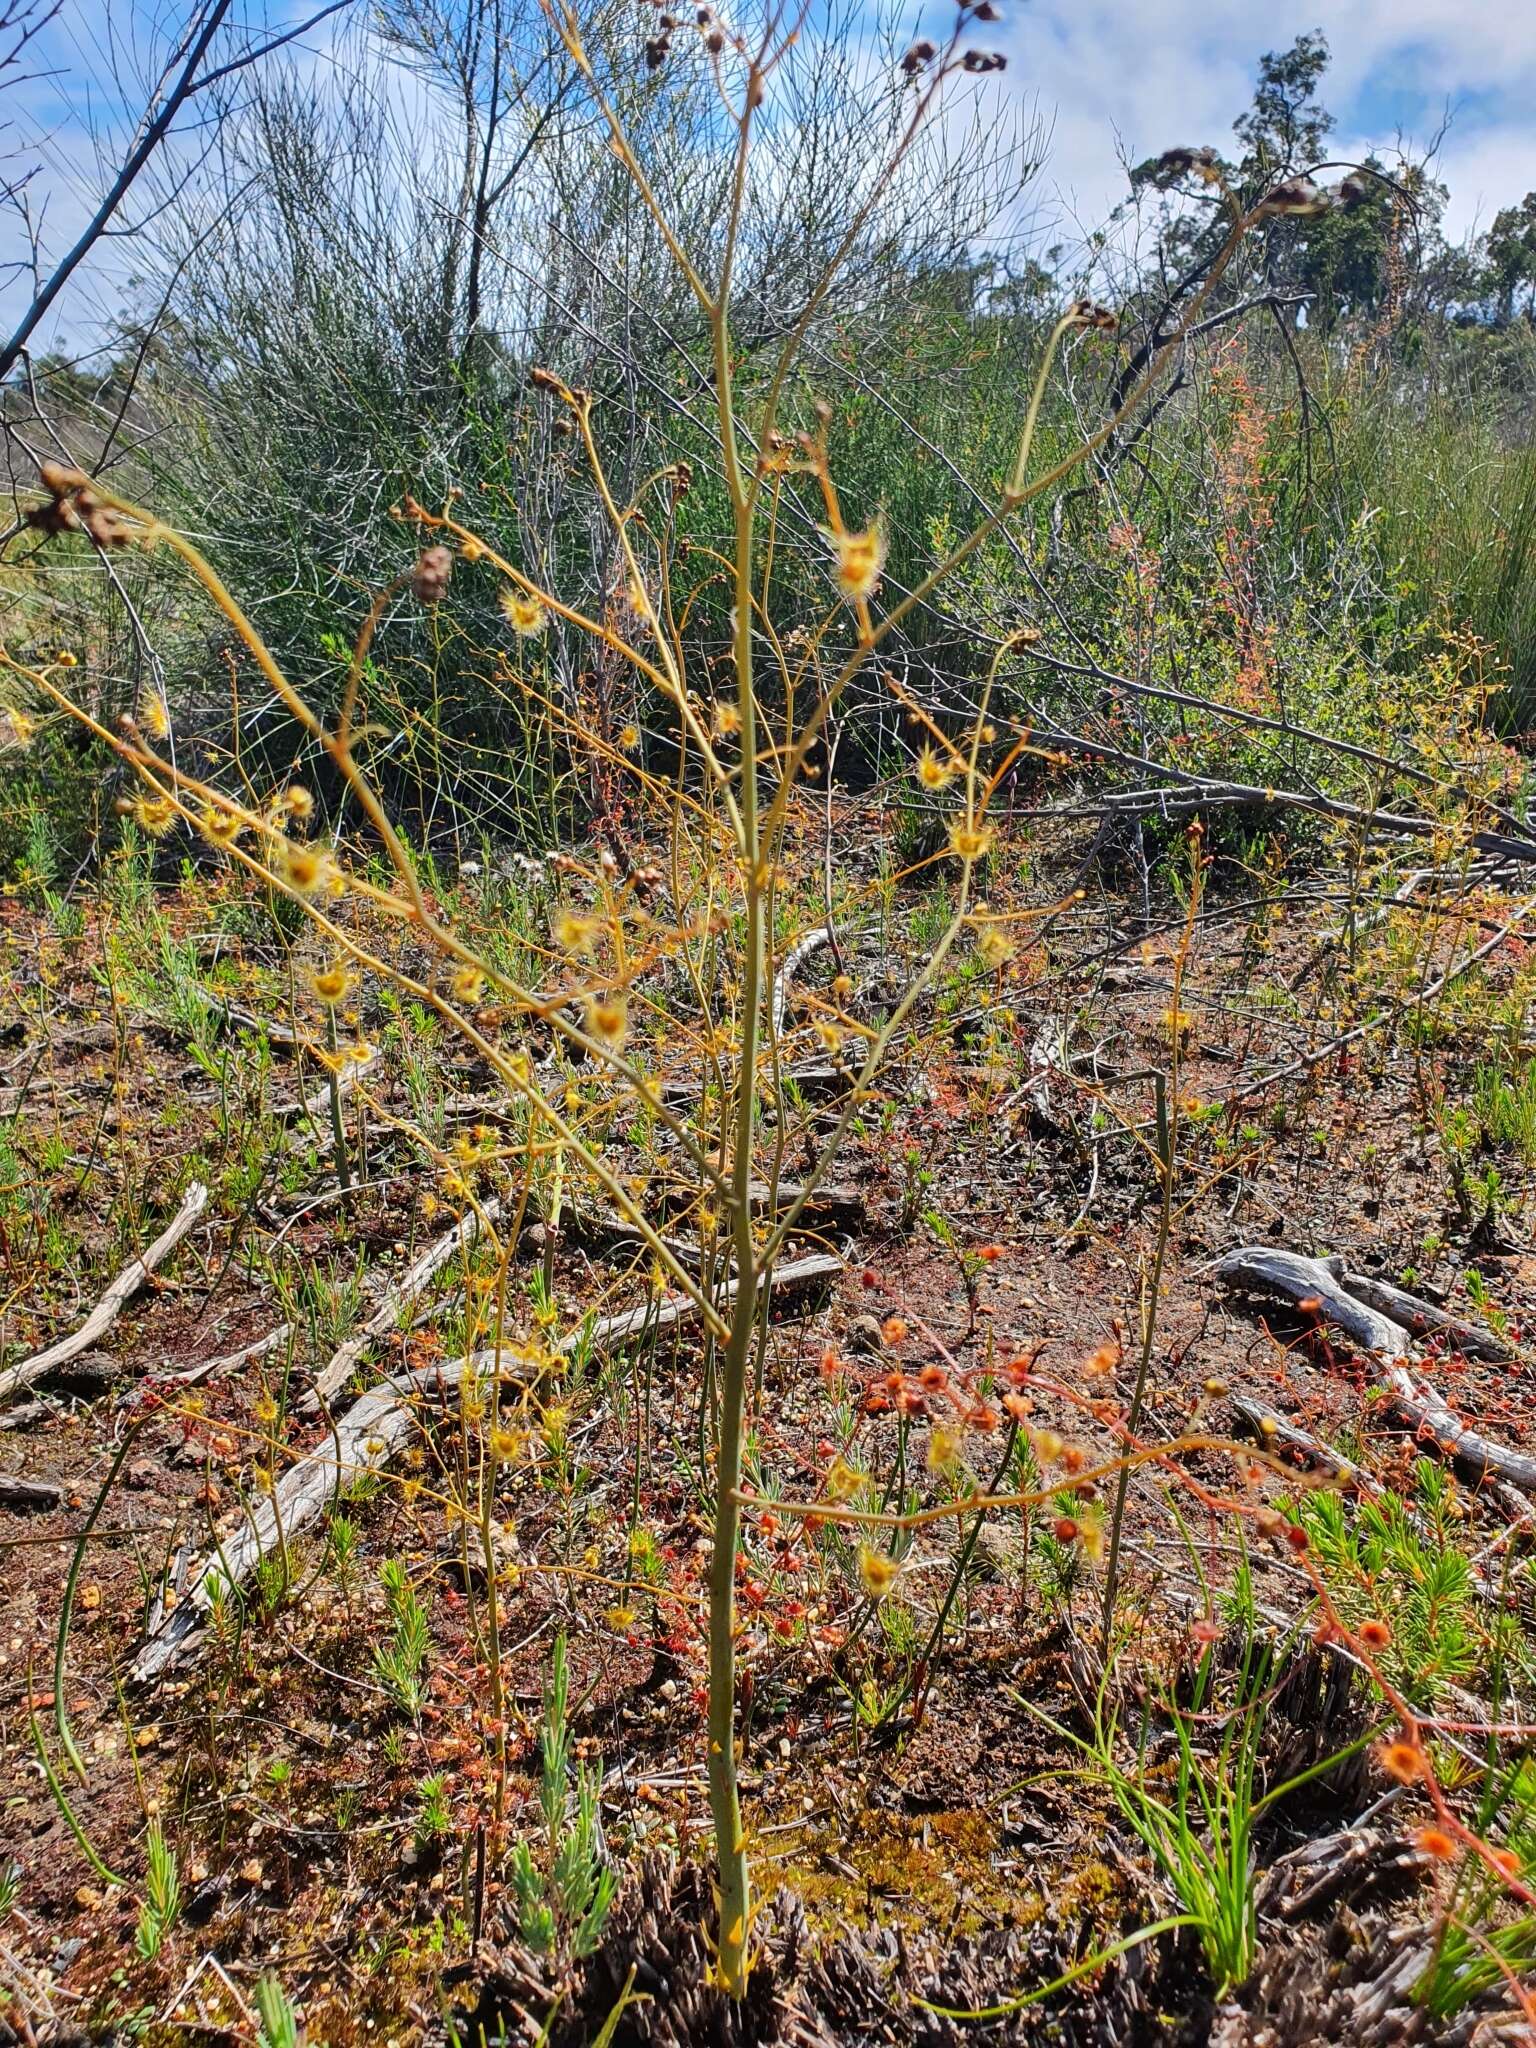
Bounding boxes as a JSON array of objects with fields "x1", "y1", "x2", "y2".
[{"x1": 704, "y1": 53, "x2": 765, "y2": 1990}]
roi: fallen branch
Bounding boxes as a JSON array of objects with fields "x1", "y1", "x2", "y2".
[
  {"x1": 131, "y1": 1351, "x2": 510, "y2": 1682},
  {"x1": 300, "y1": 1197, "x2": 504, "y2": 1414},
  {"x1": 1228, "y1": 1394, "x2": 1359, "y2": 1484},
  {"x1": 561, "y1": 1251, "x2": 840, "y2": 1358},
  {"x1": 0, "y1": 1471, "x2": 62, "y2": 1511},
  {"x1": 771, "y1": 927, "x2": 834, "y2": 1039},
  {"x1": 132, "y1": 1248, "x2": 841, "y2": 1681},
  {"x1": 0, "y1": 1182, "x2": 209, "y2": 1402},
  {"x1": 1216, "y1": 1245, "x2": 1536, "y2": 1498},
  {"x1": 1343, "y1": 1273, "x2": 1511, "y2": 1364},
  {"x1": 143, "y1": 1321, "x2": 295, "y2": 1401},
  {"x1": 1213, "y1": 1247, "x2": 1408, "y2": 1357},
  {"x1": 273, "y1": 1050, "x2": 383, "y2": 1128},
  {"x1": 1383, "y1": 1367, "x2": 1536, "y2": 1496}
]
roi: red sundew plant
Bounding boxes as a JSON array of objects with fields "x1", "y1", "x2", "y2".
[{"x1": 762, "y1": 1322, "x2": 1536, "y2": 1945}]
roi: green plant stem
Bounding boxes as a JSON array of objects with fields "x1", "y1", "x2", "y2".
[
  {"x1": 323, "y1": 1008, "x2": 353, "y2": 1198},
  {"x1": 706, "y1": 295, "x2": 761, "y2": 2000},
  {"x1": 58, "y1": 1421, "x2": 143, "y2": 1781}
]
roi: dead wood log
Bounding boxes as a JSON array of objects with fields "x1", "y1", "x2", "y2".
[
  {"x1": 133, "y1": 1250, "x2": 841, "y2": 1680},
  {"x1": 0, "y1": 1400, "x2": 47, "y2": 1431},
  {"x1": 0, "y1": 1181, "x2": 209, "y2": 1403},
  {"x1": 208, "y1": 999, "x2": 305, "y2": 1049},
  {"x1": 1229, "y1": 1394, "x2": 1359, "y2": 1484},
  {"x1": 273, "y1": 1050, "x2": 382, "y2": 1127},
  {"x1": 771, "y1": 927, "x2": 834, "y2": 1038},
  {"x1": 131, "y1": 1352, "x2": 508, "y2": 1682},
  {"x1": 1218, "y1": 1245, "x2": 1536, "y2": 1499},
  {"x1": 142, "y1": 1321, "x2": 295, "y2": 1400},
  {"x1": 1383, "y1": 1366, "x2": 1536, "y2": 1495},
  {"x1": 1335, "y1": 1272, "x2": 1511, "y2": 1364},
  {"x1": 1230, "y1": 1393, "x2": 1510, "y2": 1596},
  {"x1": 1213, "y1": 1247, "x2": 1409, "y2": 1357},
  {"x1": 0, "y1": 1471, "x2": 62, "y2": 1511},
  {"x1": 300, "y1": 1198, "x2": 504, "y2": 1414}
]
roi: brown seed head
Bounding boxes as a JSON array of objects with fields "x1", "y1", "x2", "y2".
[{"x1": 412, "y1": 545, "x2": 453, "y2": 605}]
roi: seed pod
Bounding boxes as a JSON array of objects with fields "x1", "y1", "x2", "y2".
[
  {"x1": 1262, "y1": 175, "x2": 1328, "y2": 216},
  {"x1": 412, "y1": 545, "x2": 453, "y2": 604},
  {"x1": 900, "y1": 37, "x2": 936, "y2": 73},
  {"x1": 39, "y1": 459, "x2": 89, "y2": 496}
]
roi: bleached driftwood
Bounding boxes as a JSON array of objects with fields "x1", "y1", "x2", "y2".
[
  {"x1": 141, "y1": 1320, "x2": 296, "y2": 1402},
  {"x1": 771, "y1": 927, "x2": 834, "y2": 1039},
  {"x1": 1228, "y1": 1393, "x2": 1359, "y2": 1484},
  {"x1": 1341, "y1": 1271, "x2": 1511, "y2": 1364},
  {"x1": 0, "y1": 1181, "x2": 209, "y2": 1402},
  {"x1": 132, "y1": 1352, "x2": 505, "y2": 1681},
  {"x1": 1213, "y1": 1247, "x2": 1409, "y2": 1357},
  {"x1": 273, "y1": 1049, "x2": 382, "y2": 1127},
  {"x1": 1382, "y1": 1367, "x2": 1536, "y2": 1495},
  {"x1": 0, "y1": 1471, "x2": 62, "y2": 1510},
  {"x1": 300, "y1": 1197, "x2": 504, "y2": 1414},
  {"x1": 133, "y1": 1250, "x2": 841, "y2": 1680},
  {"x1": 1216, "y1": 1244, "x2": 1536, "y2": 1496}
]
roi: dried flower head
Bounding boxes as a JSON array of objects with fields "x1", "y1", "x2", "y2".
[
  {"x1": 1150, "y1": 144, "x2": 1219, "y2": 188},
  {"x1": 277, "y1": 839, "x2": 338, "y2": 897},
  {"x1": 1379, "y1": 1740, "x2": 1423, "y2": 1785},
  {"x1": 585, "y1": 994, "x2": 627, "y2": 1048},
  {"x1": 960, "y1": 48, "x2": 1006, "y2": 71},
  {"x1": 946, "y1": 818, "x2": 994, "y2": 862},
  {"x1": 1069, "y1": 297, "x2": 1118, "y2": 332},
  {"x1": 927, "y1": 1425, "x2": 964, "y2": 1474},
  {"x1": 199, "y1": 803, "x2": 242, "y2": 847},
  {"x1": 412, "y1": 545, "x2": 454, "y2": 604},
  {"x1": 1262, "y1": 175, "x2": 1328, "y2": 217},
  {"x1": 131, "y1": 794, "x2": 176, "y2": 838},
  {"x1": 916, "y1": 745, "x2": 953, "y2": 789},
  {"x1": 900, "y1": 37, "x2": 936, "y2": 74},
  {"x1": 825, "y1": 1454, "x2": 861, "y2": 1502},
  {"x1": 975, "y1": 924, "x2": 1015, "y2": 970},
  {"x1": 555, "y1": 909, "x2": 598, "y2": 954}
]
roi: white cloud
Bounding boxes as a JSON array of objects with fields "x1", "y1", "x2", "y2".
[{"x1": 993, "y1": 0, "x2": 1536, "y2": 250}]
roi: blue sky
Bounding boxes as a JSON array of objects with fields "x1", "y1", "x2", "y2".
[
  {"x1": 3, "y1": 0, "x2": 1535, "y2": 357},
  {"x1": 1003, "y1": 0, "x2": 1536, "y2": 248}
]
